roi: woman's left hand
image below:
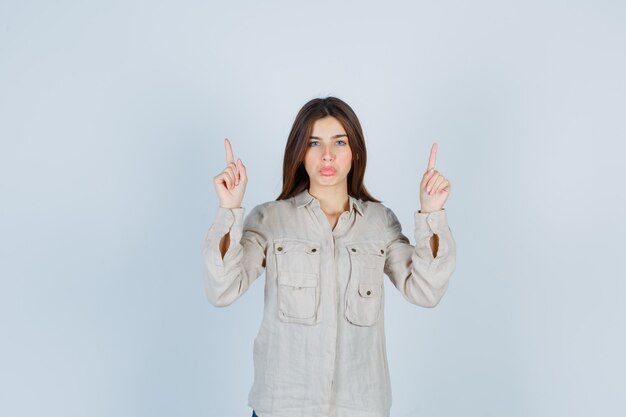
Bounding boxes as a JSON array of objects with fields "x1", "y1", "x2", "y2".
[{"x1": 419, "y1": 143, "x2": 451, "y2": 213}]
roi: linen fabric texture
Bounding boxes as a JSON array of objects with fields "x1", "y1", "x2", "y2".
[{"x1": 202, "y1": 189, "x2": 456, "y2": 417}]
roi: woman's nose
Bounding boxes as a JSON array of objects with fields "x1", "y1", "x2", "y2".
[{"x1": 322, "y1": 145, "x2": 334, "y2": 160}]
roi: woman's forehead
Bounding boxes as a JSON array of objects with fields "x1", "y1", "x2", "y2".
[{"x1": 310, "y1": 116, "x2": 347, "y2": 136}]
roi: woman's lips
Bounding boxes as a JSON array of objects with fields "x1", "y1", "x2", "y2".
[{"x1": 320, "y1": 167, "x2": 336, "y2": 176}]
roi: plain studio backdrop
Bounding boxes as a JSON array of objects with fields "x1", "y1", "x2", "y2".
[{"x1": 1, "y1": 0, "x2": 625, "y2": 416}]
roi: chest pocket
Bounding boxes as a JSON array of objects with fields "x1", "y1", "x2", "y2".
[
  {"x1": 274, "y1": 239, "x2": 321, "y2": 325},
  {"x1": 345, "y1": 240, "x2": 386, "y2": 327}
]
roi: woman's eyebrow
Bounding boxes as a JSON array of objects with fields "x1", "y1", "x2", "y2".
[{"x1": 308, "y1": 134, "x2": 348, "y2": 139}]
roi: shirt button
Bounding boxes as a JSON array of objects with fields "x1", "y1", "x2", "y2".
[
  {"x1": 311, "y1": 248, "x2": 317, "y2": 253},
  {"x1": 380, "y1": 249, "x2": 384, "y2": 254},
  {"x1": 277, "y1": 246, "x2": 283, "y2": 252},
  {"x1": 351, "y1": 248, "x2": 357, "y2": 252},
  {"x1": 366, "y1": 290, "x2": 372, "y2": 295}
]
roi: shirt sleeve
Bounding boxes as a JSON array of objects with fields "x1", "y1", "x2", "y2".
[
  {"x1": 383, "y1": 207, "x2": 457, "y2": 308},
  {"x1": 201, "y1": 204, "x2": 269, "y2": 307}
]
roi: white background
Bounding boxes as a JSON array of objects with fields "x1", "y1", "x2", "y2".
[{"x1": 1, "y1": 1, "x2": 625, "y2": 416}]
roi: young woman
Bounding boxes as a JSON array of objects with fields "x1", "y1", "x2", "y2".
[{"x1": 202, "y1": 97, "x2": 456, "y2": 417}]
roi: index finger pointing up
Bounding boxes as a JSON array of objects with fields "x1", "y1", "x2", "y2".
[
  {"x1": 224, "y1": 138, "x2": 235, "y2": 164},
  {"x1": 427, "y1": 142, "x2": 438, "y2": 170}
]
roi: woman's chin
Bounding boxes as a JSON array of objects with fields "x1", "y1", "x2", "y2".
[{"x1": 312, "y1": 176, "x2": 347, "y2": 188}]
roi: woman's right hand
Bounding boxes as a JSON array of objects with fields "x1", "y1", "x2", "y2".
[{"x1": 213, "y1": 138, "x2": 247, "y2": 208}]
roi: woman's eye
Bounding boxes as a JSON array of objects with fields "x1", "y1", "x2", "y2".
[{"x1": 308, "y1": 140, "x2": 347, "y2": 147}]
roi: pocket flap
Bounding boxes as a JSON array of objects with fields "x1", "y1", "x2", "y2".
[
  {"x1": 358, "y1": 282, "x2": 381, "y2": 298},
  {"x1": 274, "y1": 239, "x2": 320, "y2": 255},
  {"x1": 278, "y1": 272, "x2": 318, "y2": 288},
  {"x1": 347, "y1": 240, "x2": 386, "y2": 256}
]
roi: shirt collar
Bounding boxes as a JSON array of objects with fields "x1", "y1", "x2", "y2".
[{"x1": 294, "y1": 189, "x2": 363, "y2": 216}]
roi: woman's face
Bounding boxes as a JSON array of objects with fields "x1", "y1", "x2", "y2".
[{"x1": 303, "y1": 116, "x2": 353, "y2": 191}]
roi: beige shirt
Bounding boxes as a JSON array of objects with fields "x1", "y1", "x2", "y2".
[{"x1": 202, "y1": 189, "x2": 456, "y2": 417}]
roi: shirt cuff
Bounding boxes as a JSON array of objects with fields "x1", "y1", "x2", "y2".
[
  {"x1": 414, "y1": 208, "x2": 449, "y2": 241},
  {"x1": 207, "y1": 207, "x2": 245, "y2": 240}
]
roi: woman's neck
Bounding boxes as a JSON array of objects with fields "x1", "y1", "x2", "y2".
[{"x1": 309, "y1": 185, "x2": 350, "y2": 215}]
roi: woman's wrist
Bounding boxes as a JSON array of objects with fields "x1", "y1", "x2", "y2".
[{"x1": 419, "y1": 207, "x2": 444, "y2": 214}]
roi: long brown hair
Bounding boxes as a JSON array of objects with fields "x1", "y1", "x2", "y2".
[{"x1": 276, "y1": 97, "x2": 381, "y2": 203}]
